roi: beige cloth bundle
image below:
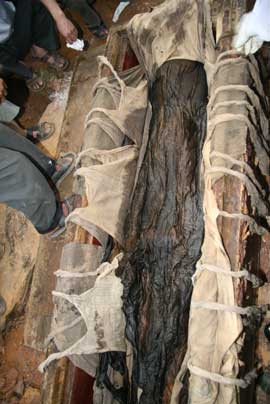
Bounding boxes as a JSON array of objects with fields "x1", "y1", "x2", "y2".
[{"x1": 171, "y1": 51, "x2": 270, "y2": 404}]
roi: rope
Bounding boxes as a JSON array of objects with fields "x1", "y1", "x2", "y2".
[
  {"x1": 193, "y1": 263, "x2": 263, "y2": 288},
  {"x1": 188, "y1": 362, "x2": 257, "y2": 388},
  {"x1": 191, "y1": 300, "x2": 250, "y2": 315}
]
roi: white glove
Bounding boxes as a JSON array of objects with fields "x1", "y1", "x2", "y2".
[{"x1": 233, "y1": 0, "x2": 270, "y2": 55}]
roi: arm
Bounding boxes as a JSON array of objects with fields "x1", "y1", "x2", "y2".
[{"x1": 40, "y1": 0, "x2": 78, "y2": 43}]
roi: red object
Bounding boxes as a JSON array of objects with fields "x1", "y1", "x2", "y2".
[
  {"x1": 122, "y1": 46, "x2": 139, "y2": 71},
  {"x1": 70, "y1": 367, "x2": 95, "y2": 404}
]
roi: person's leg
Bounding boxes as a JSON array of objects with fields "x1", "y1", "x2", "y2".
[
  {"x1": 30, "y1": 2, "x2": 69, "y2": 71},
  {"x1": 0, "y1": 51, "x2": 33, "y2": 79},
  {"x1": 31, "y1": 1, "x2": 60, "y2": 52},
  {"x1": 0, "y1": 148, "x2": 59, "y2": 233},
  {"x1": 0, "y1": 0, "x2": 39, "y2": 81},
  {"x1": 0, "y1": 123, "x2": 55, "y2": 177},
  {"x1": 65, "y1": 0, "x2": 101, "y2": 29}
]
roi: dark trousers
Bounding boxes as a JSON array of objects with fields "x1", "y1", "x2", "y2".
[
  {"x1": 0, "y1": 0, "x2": 60, "y2": 79},
  {"x1": 0, "y1": 123, "x2": 60, "y2": 233},
  {"x1": 60, "y1": 0, "x2": 102, "y2": 29}
]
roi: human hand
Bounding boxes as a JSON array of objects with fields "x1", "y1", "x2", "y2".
[
  {"x1": 0, "y1": 79, "x2": 7, "y2": 104},
  {"x1": 56, "y1": 14, "x2": 78, "y2": 43},
  {"x1": 233, "y1": 0, "x2": 270, "y2": 55}
]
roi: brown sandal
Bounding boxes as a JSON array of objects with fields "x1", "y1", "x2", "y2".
[
  {"x1": 48, "y1": 194, "x2": 81, "y2": 239},
  {"x1": 26, "y1": 71, "x2": 46, "y2": 93},
  {"x1": 32, "y1": 51, "x2": 70, "y2": 72}
]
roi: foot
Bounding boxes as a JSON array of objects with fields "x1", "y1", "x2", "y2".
[
  {"x1": 26, "y1": 122, "x2": 55, "y2": 143},
  {"x1": 31, "y1": 45, "x2": 69, "y2": 71},
  {"x1": 48, "y1": 194, "x2": 81, "y2": 239},
  {"x1": 51, "y1": 152, "x2": 76, "y2": 187},
  {"x1": 89, "y1": 23, "x2": 108, "y2": 39},
  {"x1": 26, "y1": 71, "x2": 46, "y2": 92},
  {"x1": 0, "y1": 295, "x2": 6, "y2": 316}
]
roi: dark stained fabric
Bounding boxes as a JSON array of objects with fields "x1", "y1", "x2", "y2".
[{"x1": 117, "y1": 59, "x2": 207, "y2": 403}]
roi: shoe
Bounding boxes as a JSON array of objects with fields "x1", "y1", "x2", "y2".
[
  {"x1": 89, "y1": 23, "x2": 108, "y2": 39},
  {"x1": 51, "y1": 152, "x2": 76, "y2": 187},
  {"x1": 48, "y1": 194, "x2": 81, "y2": 239},
  {"x1": 26, "y1": 122, "x2": 55, "y2": 143}
]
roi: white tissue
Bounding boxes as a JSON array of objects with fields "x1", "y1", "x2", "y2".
[{"x1": 66, "y1": 39, "x2": 84, "y2": 51}]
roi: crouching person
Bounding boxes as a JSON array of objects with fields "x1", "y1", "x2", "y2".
[{"x1": 0, "y1": 122, "x2": 78, "y2": 237}]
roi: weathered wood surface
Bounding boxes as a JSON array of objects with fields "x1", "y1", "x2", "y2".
[{"x1": 117, "y1": 60, "x2": 207, "y2": 404}]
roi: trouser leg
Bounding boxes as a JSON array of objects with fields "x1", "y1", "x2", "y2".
[
  {"x1": 0, "y1": 148, "x2": 58, "y2": 233},
  {"x1": 64, "y1": 0, "x2": 101, "y2": 28},
  {"x1": 0, "y1": 123, "x2": 55, "y2": 177},
  {"x1": 0, "y1": 0, "x2": 60, "y2": 79},
  {"x1": 32, "y1": 1, "x2": 60, "y2": 51}
]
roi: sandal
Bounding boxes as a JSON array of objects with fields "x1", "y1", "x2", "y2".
[
  {"x1": 26, "y1": 71, "x2": 46, "y2": 93},
  {"x1": 48, "y1": 194, "x2": 81, "y2": 239},
  {"x1": 26, "y1": 122, "x2": 55, "y2": 143},
  {"x1": 89, "y1": 23, "x2": 108, "y2": 39},
  {"x1": 51, "y1": 151, "x2": 76, "y2": 187},
  {"x1": 32, "y1": 50, "x2": 70, "y2": 72}
]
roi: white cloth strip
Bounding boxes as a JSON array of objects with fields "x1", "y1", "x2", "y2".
[
  {"x1": 206, "y1": 165, "x2": 264, "y2": 199},
  {"x1": 193, "y1": 263, "x2": 261, "y2": 287},
  {"x1": 218, "y1": 210, "x2": 255, "y2": 223},
  {"x1": 55, "y1": 270, "x2": 99, "y2": 278},
  {"x1": 188, "y1": 362, "x2": 249, "y2": 388},
  {"x1": 97, "y1": 56, "x2": 125, "y2": 104},
  {"x1": 191, "y1": 301, "x2": 250, "y2": 315},
  {"x1": 216, "y1": 49, "x2": 243, "y2": 64},
  {"x1": 208, "y1": 84, "x2": 261, "y2": 113},
  {"x1": 209, "y1": 151, "x2": 265, "y2": 198},
  {"x1": 209, "y1": 55, "x2": 263, "y2": 95},
  {"x1": 210, "y1": 151, "x2": 254, "y2": 177}
]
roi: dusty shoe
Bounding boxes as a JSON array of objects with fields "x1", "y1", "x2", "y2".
[
  {"x1": 51, "y1": 152, "x2": 76, "y2": 187},
  {"x1": 26, "y1": 122, "x2": 55, "y2": 144},
  {"x1": 0, "y1": 295, "x2": 6, "y2": 316},
  {"x1": 48, "y1": 194, "x2": 81, "y2": 239}
]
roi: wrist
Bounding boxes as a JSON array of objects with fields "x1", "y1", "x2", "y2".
[{"x1": 51, "y1": 6, "x2": 65, "y2": 22}]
